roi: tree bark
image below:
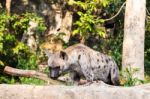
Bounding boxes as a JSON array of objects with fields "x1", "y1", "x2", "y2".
[
  {"x1": 3, "y1": 66, "x2": 64, "y2": 85},
  {"x1": 48, "y1": 7, "x2": 73, "y2": 43},
  {"x1": 5, "y1": 0, "x2": 11, "y2": 15},
  {"x1": 122, "y1": 0, "x2": 146, "y2": 80}
]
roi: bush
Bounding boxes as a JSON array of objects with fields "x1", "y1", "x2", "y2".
[
  {"x1": 120, "y1": 67, "x2": 144, "y2": 86},
  {"x1": 0, "y1": 11, "x2": 46, "y2": 84},
  {"x1": 69, "y1": 0, "x2": 112, "y2": 42}
]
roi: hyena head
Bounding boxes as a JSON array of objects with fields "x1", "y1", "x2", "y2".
[{"x1": 45, "y1": 50, "x2": 69, "y2": 79}]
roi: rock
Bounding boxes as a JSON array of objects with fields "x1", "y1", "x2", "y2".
[{"x1": 0, "y1": 83, "x2": 150, "y2": 99}]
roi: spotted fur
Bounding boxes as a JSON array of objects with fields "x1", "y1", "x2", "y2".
[{"x1": 47, "y1": 44, "x2": 120, "y2": 85}]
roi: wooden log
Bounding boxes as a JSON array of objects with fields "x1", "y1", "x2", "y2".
[
  {"x1": 3, "y1": 66, "x2": 64, "y2": 85},
  {"x1": 3, "y1": 66, "x2": 87, "y2": 85}
]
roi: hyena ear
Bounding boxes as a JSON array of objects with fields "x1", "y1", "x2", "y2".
[
  {"x1": 60, "y1": 51, "x2": 68, "y2": 60},
  {"x1": 44, "y1": 49, "x2": 53, "y2": 58}
]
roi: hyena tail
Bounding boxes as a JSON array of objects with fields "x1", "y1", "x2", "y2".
[{"x1": 110, "y1": 65, "x2": 120, "y2": 86}]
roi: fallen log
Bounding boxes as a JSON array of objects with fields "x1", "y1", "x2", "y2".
[
  {"x1": 3, "y1": 66, "x2": 64, "y2": 85},
  {"x1": 3, "y1": 66, "x2": 87, "y2": 85}
]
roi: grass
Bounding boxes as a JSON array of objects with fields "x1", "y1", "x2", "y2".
[{"x1": 19, "y1": 77, "x2": 46, "y2": 85}]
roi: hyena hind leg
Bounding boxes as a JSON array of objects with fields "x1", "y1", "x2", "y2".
[{"x1": 110, "y1": 67, "x2": 120, "y2": 86}]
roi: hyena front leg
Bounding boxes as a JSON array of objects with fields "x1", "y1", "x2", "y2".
[
  {"x1": 81, "y1": 67, "x2": 95, "y2": 86},
  {"x1": 67, "y1": 71, "x2": 81, "y2": 85}
]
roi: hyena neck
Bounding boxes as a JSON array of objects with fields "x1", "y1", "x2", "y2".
[{"x1": 67, "y1": 51, "x2": 80, "y2": 66}]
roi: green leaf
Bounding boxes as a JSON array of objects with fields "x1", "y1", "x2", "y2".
[
  {"x1": 72, "y1": 29, "x2": 79, "y2": 35},
  {"x1": 0, "y1": 42, "x2": 3, "y2": 52},
  {"x1": 68, "y1": 0, "x2": 75, "y2": 5},
  {"x1": 0, "y1": 60, "x2": 4, "y2": 66},
  {"x1": 13, "y1": 42, "x2": 28, "y2": 54}
]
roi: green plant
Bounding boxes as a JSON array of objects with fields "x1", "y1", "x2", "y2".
[
  {"x1": 0, "y1": 11, "x2": 46, "y2": 84},
  {"x1": 69, "y1": 0, "x2": 112, "y2": 42},
  {"x1": 19, "y1": 77, "x2": 46, "y2": 85},
  {"x1": 17, "y1": 54, "x2": 38, "y2": 70},
  {"x1": 120, "y1": 67, "x2": 144, "y2": 86},
  {"x1": 14, "y1": 53, "x2": 47, "y2": 85}
]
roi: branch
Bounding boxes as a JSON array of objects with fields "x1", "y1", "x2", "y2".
[
  {"x1": 3, "y1": 66, "x2": 64, "y2": 85},
  {"x1": 147, "y1": 8, "x2": 150, "y2": 16},
  {"x1": 104, "y1": 2, "x2": 126, "y2": 21},
  {"x1": 146, "y1": 8, "x2": 150, "y2": 20}
]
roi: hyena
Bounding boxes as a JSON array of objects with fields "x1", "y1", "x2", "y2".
[{"x1": 46, "y1": 44, "x2": 120, "y2": 85}]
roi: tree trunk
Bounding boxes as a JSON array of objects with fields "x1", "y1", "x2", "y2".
[
  {"x1": 5, "y1": 0, "x2": 11, "y2": 15},
  {"x1": 122, "y1": 0, "x2": 146, "y2": 80},
  {"x1": 48, "y1": 5, "x2": 73, "y2": 43}
]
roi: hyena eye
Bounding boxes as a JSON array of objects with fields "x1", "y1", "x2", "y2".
[{"x1": 49, "y1": 66, "x2": 60, "y2": 69}]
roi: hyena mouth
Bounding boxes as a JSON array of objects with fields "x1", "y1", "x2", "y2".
[{"x1": 49, "y1": 67, "x2": 60, "y2": 79}]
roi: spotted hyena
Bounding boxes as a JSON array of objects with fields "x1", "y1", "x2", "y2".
[{"x1": 46, "y1": 44, "x2": 120, "y2": 85}]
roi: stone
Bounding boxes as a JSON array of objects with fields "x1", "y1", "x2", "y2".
[{"x1": 0, "y1": 83, "x2": 150, "y2": 99}]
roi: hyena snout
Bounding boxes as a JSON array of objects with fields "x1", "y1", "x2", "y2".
[{"x1": 49, "y1": 66, "x2": 60, "y2": 79}]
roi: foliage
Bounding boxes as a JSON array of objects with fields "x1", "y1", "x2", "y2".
[
  {"x1": 120, "y1": 67, "x2": 144, "y2": 86},
  {"x1": 19, "y1": 77, "x2": 46, "y2": 85},
  {"x1": 69, "y1": 0, "x2": 112, "y2": 42},
  {"x1": 0, "y1": 11, "x2": 46, "y2": 84},
  {"x1": 144, "y1": 3, "x2": 150, "y2": 80},
  {"x1": 108, "y1": 29, "x2": 123, "y2": 68},
  {"x1": 17, "y1": 54, "x2": 38, "y2": 70}
]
